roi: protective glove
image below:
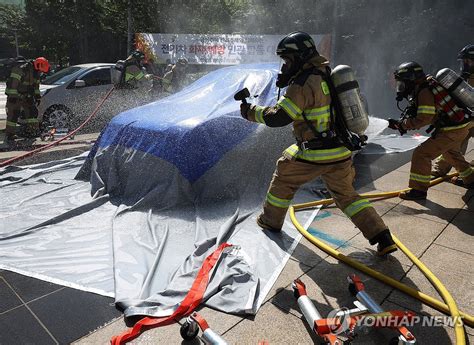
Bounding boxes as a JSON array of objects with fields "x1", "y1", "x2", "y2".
[
  {"x1": 240, "y1": 102, "x2": 250, "y2": 120},
  {"x1": 387, "y1": 118, "x2": 401, "y2": 130},
  {"x1": 387, "y1": 118, "x2": 407, "y2": 135}
]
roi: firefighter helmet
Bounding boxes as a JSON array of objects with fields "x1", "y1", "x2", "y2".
[
  {"x1": 33, "y1": 57, "x2": 50, "y2": 73},
  {"x1": 457, "y1": 44, "x2": 474, "y2": 60},
  {"x1": 393, "y1": 62, "x2": 426, "y2": 82},
  {"x1": 394, "y1": 62, "x2": 425, "y2": 101},
  {"x1": 458, "y1": 44, "x2": 474, "y2": 76},
  {"x1": 276, "y1": 31, "x2": 319, "y2": 61},
  {"x1": 131, "y1": 50, "x2": 145, "y2": 60},
  {"x1": 275, "y1": 32, "x2": 319, "y2": 88}
]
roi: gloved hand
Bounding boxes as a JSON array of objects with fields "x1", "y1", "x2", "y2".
[
  {"x1": 35, "y1": 98, "x2": 41, "y2": 106},
  {"x1": 240, "y1": 102, "x2": 250, "y2": 120},
  {"x1": 388, "y1": 118, "x2": 407, "y2": 135},
  {"x1": 387, "y1": 118, "x2": 401, "y2": 130}
]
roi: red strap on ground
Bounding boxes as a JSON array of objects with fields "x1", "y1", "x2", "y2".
[{"x1": 110, "y1": 242, "x2": 232, "y2": 345}]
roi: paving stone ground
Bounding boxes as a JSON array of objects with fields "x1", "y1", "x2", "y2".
[
  {"x1": 1, "y1": 83, "x2": 472, "y2": 343},
  {"x1": 74, "y1": 141, "x2": 474, "y2": 345}
]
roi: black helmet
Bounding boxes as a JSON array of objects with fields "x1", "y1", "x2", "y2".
[
  {"x1": 275, "y1": 31, "x2": 318, "y2": 88},
  {"x1": 458, "y1": 45, "x2": 474, "y2": 77},
  {"x1": 457, "y1": 44, "x2": 474, "y2": 60},
  {"x1": 276, "y1": 31, "x2": 319, "y2": 61},
  {"x1": 394, "y1": 62, "x2": 425, "y2": 101},
  {"x1": 131, "y1": 50, "x2": 145, "y2": 60},
  {"x1": 393, "y1": 62, "x2": 426, "y2": 81}
]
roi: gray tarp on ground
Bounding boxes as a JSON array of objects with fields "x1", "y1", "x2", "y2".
[
  {"x1": 0, "y1": 130, "x2": 315, "y2": 317},
  {"x1": 0, "y1": 63, "x2": 426, "y2": 318}
]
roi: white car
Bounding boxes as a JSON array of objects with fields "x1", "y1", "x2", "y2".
[{"x1": 39, "y1": 63, "x2": 152, "y2": 133}]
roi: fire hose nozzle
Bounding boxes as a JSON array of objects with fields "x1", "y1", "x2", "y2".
[{"x1": 234, "y1": 88, "x2": 250, "y2": 104}]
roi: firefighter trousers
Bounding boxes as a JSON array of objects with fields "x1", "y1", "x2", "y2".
[
  {"x1": 409, "y1": 125, "x2": 474, "y2": 191},
  {"x1": 432, "y1": 125, "x2": 474, "y2": 176},
  {"x1": 5, "y1": 97, "x2": 39, "y2": 137},
  {"x1": 259, "y1": 156, "x2": 388, "y2": 242}
]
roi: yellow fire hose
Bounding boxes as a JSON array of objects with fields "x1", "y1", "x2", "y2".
[{"x1": 290, "y1": 174, "x2": 471, "y2": 344}]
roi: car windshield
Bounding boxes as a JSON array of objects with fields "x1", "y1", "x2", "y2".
[{"x1": 42, "y1": 66, "x2": 82, "y2": 85}]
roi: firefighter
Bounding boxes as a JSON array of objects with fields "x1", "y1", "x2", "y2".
[
  {"x1": 388, "y1": 62, "x2": 474, "y2": 200},
  {"x1": 122, "y1": 50, "x2": 152, "y2": 90},
  {"x1": 431, "y1": 44, "x2": 474, "y2": 178},
  {"x1": 240, "y1": 31, "x2": 397, "y2": 256},
  {"x1": 162, "y1": 57, "x2": 188, "y2": 94},
  {"x1": 5, "y1": 57, "x2": 49, "y2": 142}
]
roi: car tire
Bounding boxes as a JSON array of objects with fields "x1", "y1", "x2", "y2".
[{"x1": 41, "y1": 105, "x2": 74, "y2": 131}]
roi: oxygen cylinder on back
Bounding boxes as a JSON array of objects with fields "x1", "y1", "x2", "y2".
[
  {"x1": 330, "y1": 65, "x2": 369, "y2": 136},
  {"x1": 435, "y1": 68, "x2": 474, "y2": 109},
  {"x1": 111, "y1": 60, "x2": 126, "y2": 85}
]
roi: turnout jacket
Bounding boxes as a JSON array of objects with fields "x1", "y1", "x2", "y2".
[
  {"x1": 401, "y1": 80, "x2": 471, "y2": 132},
  {"x1": 246, "y1": 55, "x2": 351, "y2": 164},
  {"x1": 5, "y1": 62, "x2": 40, "y2": 100}
]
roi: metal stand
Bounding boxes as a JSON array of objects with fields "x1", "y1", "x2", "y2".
[
  {"x1": 180, "y1": 312, "x2": 228, "y2": 345},
  {"x1": 292, "y1": 274, "x2": 417, "y2": 345}
]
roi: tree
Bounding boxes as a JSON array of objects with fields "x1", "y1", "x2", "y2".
[{"x1": 0, "y1": 4, "x2": 26, "y2": 58}]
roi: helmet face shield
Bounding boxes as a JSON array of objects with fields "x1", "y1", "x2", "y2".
[
  {"x1": 393, "y1": 61, "x2": 425, "y2": 101},
  {"x1": 279, "y1": 56, "x2": 293, "y2": 75},
  {"x1": 460, "y1": 58, "x2": 474, "y2": 76},
  {"x1": 276, "y1": 54, "x2": 299, "y2": 88},
  {"x1": 395, "y1": 80, "x2": 413, "y2": 101}
]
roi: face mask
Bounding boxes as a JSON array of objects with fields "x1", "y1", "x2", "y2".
[
  {"x1": 276, "y1": 57, "x2": 299, "y2": 88},
  {"x1": 460, "y1": 59, "x2": 474, "y2": 77},
  {"x1": 395, "y1": 79, "x2": 416, "y2": 101},
  {"x1": 395, "y1": 80, "x2": 407, "y2": 101}
]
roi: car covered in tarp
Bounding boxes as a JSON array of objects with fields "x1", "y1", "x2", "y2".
[{"x1": 79, "y1": 63, "x2": 293, "y2": 201}]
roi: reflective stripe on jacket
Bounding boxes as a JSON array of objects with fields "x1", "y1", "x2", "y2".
[{"x1": 5, "y1": 63, "x2": 40, "y2": 99}]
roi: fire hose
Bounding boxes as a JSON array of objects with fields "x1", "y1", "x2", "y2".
[
  {"x1": 290, "y1": 173, "x2": 470, "y2": 345},
  {"x1": 0, "y1": 86, "x2": 115, "y2": 168}
]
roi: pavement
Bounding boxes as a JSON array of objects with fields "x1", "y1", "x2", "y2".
[
  {"x1": 72, "y1": 142, "x2": 473, "y2": 345},
  {"x1": 0, "y1": 83, "x2": 473, "y2": 343},
  {"x1": 0, "y1": 138, "x2": 471, "y2": 344}
]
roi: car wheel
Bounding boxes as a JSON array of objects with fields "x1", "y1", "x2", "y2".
[{"x1": 41, "y1": 105, "x2": 74, "y2": 131}]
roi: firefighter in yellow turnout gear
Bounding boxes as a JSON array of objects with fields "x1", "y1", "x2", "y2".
[
  {"x1": 240, "y1": 32, "x2": 397, "y2": 256},
  {"x1": 122, "y1": 50, "x2": 152, "y2": 90},
  {"x1": 432, "y1": 45, "x2": 474, "y2": 177},
  {"x1": 162, "y1": 57, "x2": 188, "y2": 94},
  {"x1": 5, "y1": 57, "x2": 49, "y2": 142},
  {"x1": 388, "y1": 62, "x2": 474, "y2": 200}
]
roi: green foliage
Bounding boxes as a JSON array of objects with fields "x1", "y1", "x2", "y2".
[
  {"x1": 2, "y1": 0, "x2": 471, "y2": 71},
  {"x1": 0, "y1": 4, "x2": 26, "y2": 56},
  {"x1": 0, "y1": 0, "x2": 251, "y2": 64}
]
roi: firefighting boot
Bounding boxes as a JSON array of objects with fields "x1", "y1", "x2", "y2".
[
  {"x1": 399, "y1": 189, "x2": 427, "y2": 201},
  {"x1": 369, "y1": 229, "x2": 398, "y2": 256},
  {"x1": 256, "y1": 214, "x2": 281, "y2": 233}
]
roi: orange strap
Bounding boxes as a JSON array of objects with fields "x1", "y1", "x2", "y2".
[{"x1": 110, "y1": 242, "x2": 232, "y2": 344}]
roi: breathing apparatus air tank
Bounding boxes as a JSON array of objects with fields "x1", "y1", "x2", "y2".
[
  {"x1": 111, "y1": 60, "x2": 126, "y2": 85},
  {"x1": 330, "y1": 65, "x2": 369, "y2": 136},
  {"x1": 435, "y1": 68, "x2": 474, "y2": 109}
]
